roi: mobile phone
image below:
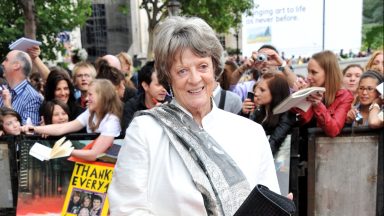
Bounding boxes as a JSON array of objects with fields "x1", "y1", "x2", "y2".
[{"x1": 247, "y1": 92, "x2": 254, "y2": 100}]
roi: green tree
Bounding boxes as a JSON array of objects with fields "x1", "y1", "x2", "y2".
[
  {"x1": 362, "y1": 0, "x2": 383, "y2": 50},
  {"x1": 0, "y1": 0, "x2": 92, "y2": 60},
  {"x1": 140, "y1": 0, "x2": 254, "y2": 59}
]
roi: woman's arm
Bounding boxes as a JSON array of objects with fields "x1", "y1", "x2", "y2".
[
  {"x1": 70, "y1": 135, "x2": 114, "y2": 161},
  {"x1": 368, "y1": 103, "x2": 383, "y2": 128},
  {"x1": 269, "y1": 112, "x2": 297, "y2": 155},
  {"x1": 108, "y1": 117, "x2": 154, "y2": 215},
  {"x1": 312, "y1": 89, "x2": 354, "y2": 137},
  {"x1": 27, "y1": 46, "x2": 50, "y2": 80},
  {"x1": 24, "y1": 119, "x2": 84, "y2": 136}
]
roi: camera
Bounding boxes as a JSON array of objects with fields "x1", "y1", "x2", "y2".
[
  {"x1": 255, "y1": 54, "x2": 268, "y2": 62},
  {"x1": 355, "y1": 111, "x2": 363, "y2": 123}
]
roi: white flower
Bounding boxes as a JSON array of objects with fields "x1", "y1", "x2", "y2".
[{"x1": 77, "y1": 48, "x2": 88, "y2": 61}]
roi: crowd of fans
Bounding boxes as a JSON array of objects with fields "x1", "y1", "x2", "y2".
[
  {"x1": 0, "y1": 16, "x2": 382, "y2": 215},
  {"x1": 0, "y1": 36, "x2": 382, "y2": 158}
]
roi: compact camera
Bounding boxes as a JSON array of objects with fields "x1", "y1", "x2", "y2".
[
  {"x1": 255, "y1": 54, "x2": 268, "y2": 62},
  {"x1": 355, "y1": 112, "x2": 363, "y2": 123}
]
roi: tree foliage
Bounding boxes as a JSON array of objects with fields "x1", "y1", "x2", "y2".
[
  {"x1": 140, "y1": 0, "x2": 254, "y2": 59},
  {"x1": 362, "y1": 0, "x2": 383, "y2": 50},
  {"x1": 0, "y1": 0, "x2": 92, "y2": 60}
]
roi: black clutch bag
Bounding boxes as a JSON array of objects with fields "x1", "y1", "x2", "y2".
[{"x1": 234, "y1": 184, "x2": 296, "y2": 216}]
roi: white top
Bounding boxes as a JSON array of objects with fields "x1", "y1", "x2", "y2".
[
  {"x1": 76, "y1": 109, "x2": 121, "y2": 137},
  {"x1": 108, "y1": 103, "x2": 280, "y2": 216}
]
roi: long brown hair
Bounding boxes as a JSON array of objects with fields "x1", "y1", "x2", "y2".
[
  {"x1": 311, "y1": 50, "x2": 342, "y2": 106},
  {"x1": 254, "y1": 73, "x2": 290, "y2": 128},
  {"x1": 88, "y1": 79, "x2": 123, "y2": 132}
]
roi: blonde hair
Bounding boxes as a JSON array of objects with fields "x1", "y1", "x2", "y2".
[
  {"x1": 116, "y1": 52, "x2": 136, "y2": 88},
  {"x1": 72, "y1": 61, "x2": 97, "y2": 81},
  {"x1": 88, "y1": 79, "x2": 122, "y2": 132},
  {"x1": 365, "y1": 51, "x2": 383, "y2": 73},
  {"x1": 311, "y1": 50, "x2": 342, "y2": 107}
]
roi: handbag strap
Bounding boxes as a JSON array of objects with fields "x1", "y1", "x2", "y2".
[{"x1": 218, "y1": 89, "x2": 226, "y2": 109}]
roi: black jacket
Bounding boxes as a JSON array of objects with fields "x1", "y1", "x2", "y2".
[
  {"x1": 264, "y1": 111, "x2": 297, "y2": 156},
  {"x1": 121, "y1": 93, "x2": 147, "y2": 135}
]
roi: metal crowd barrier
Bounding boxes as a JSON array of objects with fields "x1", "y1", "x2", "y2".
[
  {"x1": 307, "y1": 127, "x2": 383, "y2": 216},
  {"x1": 0, "y1": 133, "x2": 100, "y2": 216},
  {"x1": 0, "y1": 127, "x2": 382, "y2": 216}
]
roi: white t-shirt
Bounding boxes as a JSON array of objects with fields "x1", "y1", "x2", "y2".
[
  {"x1": 76, "y1": 109, "x2": 121, "y2": 137},
  {"x1": 108, "y1": 103, "x2": 279, "y2": 216}
]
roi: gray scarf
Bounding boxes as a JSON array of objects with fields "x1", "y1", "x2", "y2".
[{"x1": 136, "y1": 103, "x2": 250, "y2": 216}]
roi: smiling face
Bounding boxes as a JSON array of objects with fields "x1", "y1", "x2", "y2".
[
  {"x1": 170, "y1": 49, "x2": 215, "y2": 115},
  {"x1": 87, "y1": 84, "x2": 99, "y2": 113},
  {"x1": 372, "y1": 53, "x2": 383, "y2": 73},
  {"x1": 343, "y1": 66, "x2": 363, "y2": 94},
  {"x1": 51, "y1": 105, "x2": 69, "y2": 124},
  {"x1": 254, "y1": 79, "x2": 272, "y2": 106},
  {"x1": 2, "y1": 115, "x2": 21, "y2": 135},
  {"x1": 54, "y1": 80, "x2": 70, "y2": 103},
  {"x1": 307, "y1": 58, "x2": 326, "y2": 87},
  {"x1": 358, "y1": 77, "x2": 379, "y2": 106}
]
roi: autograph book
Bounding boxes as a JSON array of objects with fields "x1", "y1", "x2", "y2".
[
  {"x1": 9, "y1": 37, "x2": 41, "y2": 51},
  {"x1": 273, "y1": 87, "x2": 326, "y2": 114}
]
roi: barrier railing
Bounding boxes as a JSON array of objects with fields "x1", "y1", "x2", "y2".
[
  {"x1": 0, "y1": 127, "x2": 382, "y2": 215},
  {"x1": 307, "y1": 127, "x2": 383, "y2": 216}
]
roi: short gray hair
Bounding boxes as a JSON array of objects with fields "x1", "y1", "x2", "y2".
[
  {"x1": 14, "y1": 51, "x2": 32, "y2": 77},
  {"x1": 153, "y1": 16, "x2": 224, "y2": 87}
]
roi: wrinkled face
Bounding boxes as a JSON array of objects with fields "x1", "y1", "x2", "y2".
[
  {"x1": 142, "y1": 72, "x2": 167, "y2": 102},
  {"x1": 55, "y1": 80, "x2": 70, "y2": 103},
  {"x1": 307, "y1": 59, "x2": 326, "y2": 87},
  {"x1": 358, "y1": 77, "x2": 379, "y2": 106},
  {"x1": 87, "y1": 84, "x2": 99, "y2": 113},
  {"x1": 74, "y1": 67, "x2": 93, "y2": 92},
  {"x1": 2, "y1": 115, "x2": 21, "y2": 135},
  {"x1": 51, "y1": 105, "x2": 69, "y2": 124},
  {"x1": 170, "y1": 49, "x2": 215, "y2": 114},
  {"x1": 1, "y1": 51, "x2": 18, "y2": 81},
  {"x1": 254, "y1": 79, "x2": 272, "y2": 106},
  {"x1": 256, "y1": 48, "x2": 280, "y2": 74},
  {"x1": 343, "y1": 66, "x2": 363, "y2": 94}
]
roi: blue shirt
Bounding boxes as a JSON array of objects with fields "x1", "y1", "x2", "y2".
[{"x1": 0, "y1": 80, "x2": 42, "y2": 125}]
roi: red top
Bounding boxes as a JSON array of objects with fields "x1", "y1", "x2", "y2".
[{"x1": 295, "y1": 88, "x2": 353, "y2": 137}]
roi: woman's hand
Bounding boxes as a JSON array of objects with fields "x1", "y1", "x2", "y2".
[
  {"x1": 346, "y1": 108, "x2": 358, "y2": 123},
  {"x1": 287, "y1": 192, "x2": 293, "y2": 200},
  {"x1": 1, "y1": 86, "x2": 12, "y2": 108},
  {"x1": 21, "y1": 125, "x2": 35, "y2": 135},
  {"x1": 242, "y1": 98, "x2": 255, "y2": 114},
  {"x1": 292, "y1": 77, "x2": 309, "y2": 92},
  {"x1": 306, "y1": 91, "x2": 324, "y2": 107},
  {"x1": 26, "y1": 45, "x2": 41, "y2": 60}
]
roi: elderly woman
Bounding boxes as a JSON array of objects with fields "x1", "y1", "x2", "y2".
[{"x1": 108, "y1": 17, "x2": 280, "y2": 215}]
